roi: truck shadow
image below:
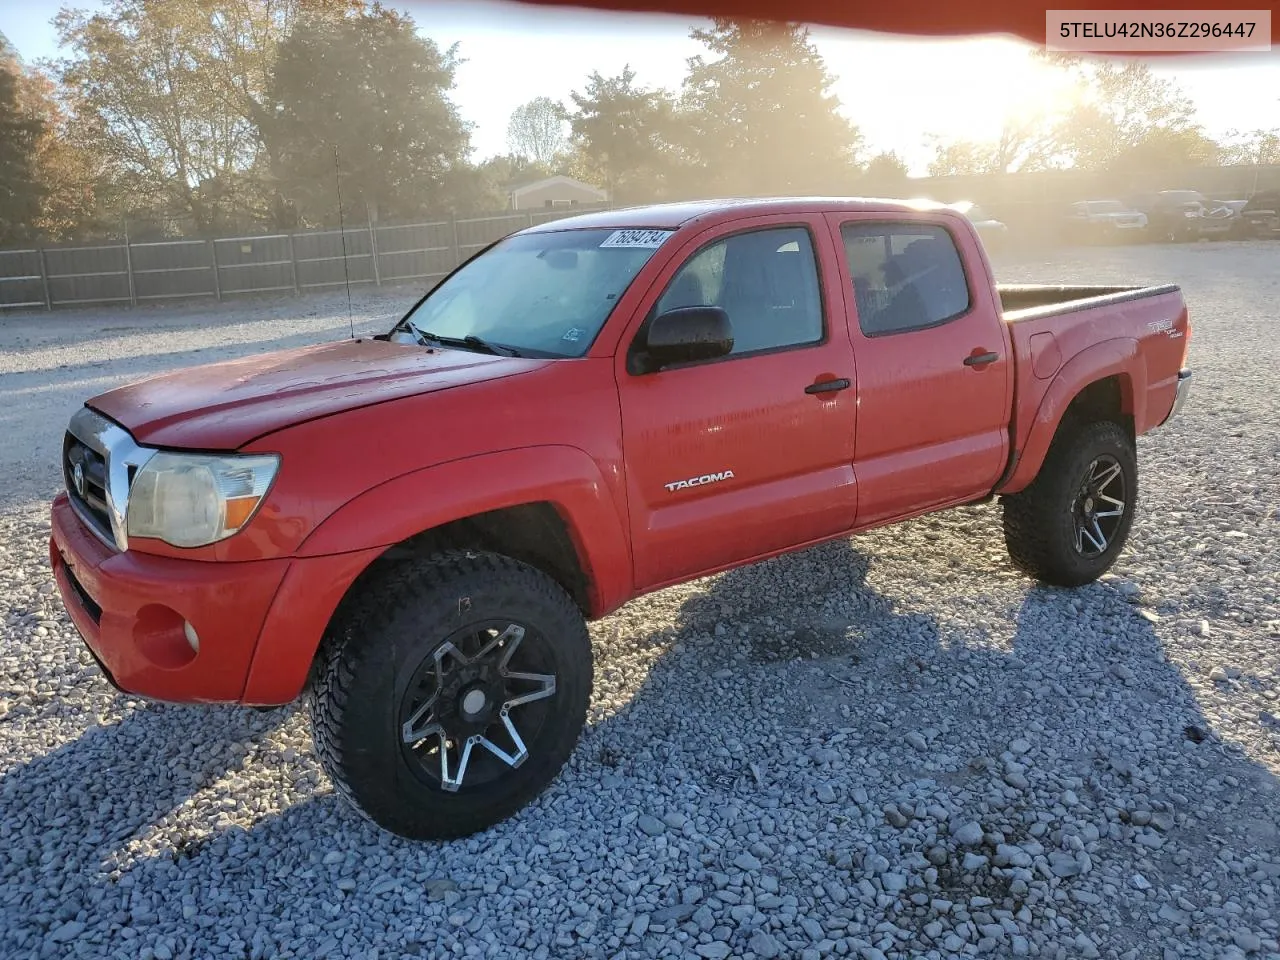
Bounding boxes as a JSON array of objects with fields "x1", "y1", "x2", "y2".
[{"x1": 2, "y1": 519, "x2": 1277, "y2": 957}]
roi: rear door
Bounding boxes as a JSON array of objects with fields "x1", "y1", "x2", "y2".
[
  {"x1": 616, "y1": 215, "x2": 859, "y2": 589},
  {"x1": 826, "y1": 214, "x2": 1012, "y2": 527}
]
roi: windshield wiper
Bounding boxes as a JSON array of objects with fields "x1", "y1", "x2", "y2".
[{"x1": 410, "y1": 327, "x2": 522, "y2": 358}]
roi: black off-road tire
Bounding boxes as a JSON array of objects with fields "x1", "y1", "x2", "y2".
[
  {"x1": 308, "y1": 551, "x2": 592, "y2": 840},
  {"x1": 1001, "y1": 420, "x2": 1138, "y2": 587}
]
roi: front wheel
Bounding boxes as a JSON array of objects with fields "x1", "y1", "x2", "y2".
[
  {"x1": 1000, "y1": 420, "x2": 1137, "y2": 587},
  {"x1": 309, "y1": 551, "x2": 592, "y2": 840}
]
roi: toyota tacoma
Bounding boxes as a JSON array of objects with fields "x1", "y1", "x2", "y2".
[{"x1": 50, "y1": 198, "x2": 1193, "y2": 840}]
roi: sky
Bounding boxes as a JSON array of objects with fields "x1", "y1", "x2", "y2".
[{"x1": 5, "y1": 0, "x2": 1280, "y2": 175}]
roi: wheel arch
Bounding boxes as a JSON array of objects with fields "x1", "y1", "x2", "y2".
[
  {"x1": 240, "y1": 447, "x2": 632, "y2": 705},
  {"x1": 1000, "y1": 340, "x2": 1143, "y2": 495}
]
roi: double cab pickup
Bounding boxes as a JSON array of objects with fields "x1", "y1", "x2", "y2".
[{"x1": 50, "y1": 198, "x2": 1192, "y2": 839}]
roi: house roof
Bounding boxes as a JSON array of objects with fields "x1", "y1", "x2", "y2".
[{"x1": 508, "y1": 175, "x2": 608, "y2": 199}]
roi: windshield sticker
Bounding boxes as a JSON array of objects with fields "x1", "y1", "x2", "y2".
[
  {"x1": 561, "y1": 327, "x2": 586, "y2": 342},
  {"x1": 600, "y1": 229, "x2": 674, "y2": 249}
]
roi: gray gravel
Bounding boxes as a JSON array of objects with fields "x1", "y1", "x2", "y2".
[{"x1": 2, "y1": 243, "x2": 1279, "y2": 959}]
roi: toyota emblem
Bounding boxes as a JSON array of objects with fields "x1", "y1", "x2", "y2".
[{"x1": 72, "y1": 461, "x2": 86, "y2": 497}]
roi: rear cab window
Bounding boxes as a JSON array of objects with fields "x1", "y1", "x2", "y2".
[{"x1": 839, "y1": 223, "x2": 971, "y2": 336}]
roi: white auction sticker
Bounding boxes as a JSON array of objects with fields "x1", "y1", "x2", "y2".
[{"x1": 599, "y1": 229, "x2": 674, "y2": 249}]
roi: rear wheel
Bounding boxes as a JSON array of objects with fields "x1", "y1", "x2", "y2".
[
  {"x1": 1001, "y1": 420, "x2": 1137, "y2": 587},
  {"x1": 309, "y1": 551, "x2": 592, "y2": 840}
]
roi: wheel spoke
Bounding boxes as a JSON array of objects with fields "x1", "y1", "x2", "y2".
[
  {"x1": 1087, "y1": 518, "x2": 1107, "y2": 551},
  {"x1": 440, "y1": 736, "x2": 478, "y2": 792},
  {"x1": 1074, "y1": 522, "x2": 1085, "y2": 553},
  {"x1": 502, "y1": 670, "x2": 557, "y2": 708},
  {"x1": 433, "y1": 640, "x2": 466, "y2": 672},
  {"x1": 473, "y1": 708, "x2": 531, "y2": 768},
  {"x1": 401, "y1": 698, "x2": 441, "y2": 743},
  {"x1": 1093, "y1": 462, "x2": 1122, "y2": 490},
  {"x1": 1093, "y1": 507, "x2": 1124, "y2": 519},
  {"x1": 476, "y1": 623, "x2": 524, "y2": 662},
  {"x1": 496, "y1": 625, "x2": 527, "y2": 672},
  {"x1": 1096, "y1": 492, "x2": 1125, "y2": 510}
]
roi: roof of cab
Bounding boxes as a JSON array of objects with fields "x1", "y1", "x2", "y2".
[{"x1": 521, "y1": 197, "x2": 956, "y2": 233}]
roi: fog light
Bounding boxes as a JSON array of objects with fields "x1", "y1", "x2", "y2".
[{"x1": 183, "y1": 620, "x2": 200, "y2": 654}]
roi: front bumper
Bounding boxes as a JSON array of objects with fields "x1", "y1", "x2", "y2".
[
  {"x1": 1158, "y1": 369, "x2": 1193, "y2": 427},
  {"x1": 50, "y1": 492, "x2": 290, "y2": 703}
]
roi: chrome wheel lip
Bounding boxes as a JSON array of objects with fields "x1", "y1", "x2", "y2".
[
  {"x1": 398, "y1": 621, "x2": 557, "y2": 793},
  {"x1": 1073, "y1": 455, "x2": 1126, "y2": 558}
]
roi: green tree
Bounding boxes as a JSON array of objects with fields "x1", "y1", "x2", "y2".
[
  {"x1": 0, "y1": 43, "x2": 45, "y2": 244},
  {"x1": 265, "y1": 6, "x2": 473, "y2": 224},
  {"x1": 681, "y1": 19, "x2": 863, "y2": 196},
  {"x1": 565, "y1": 66, "x2": 682, "y2": 204},
  {"x1": 506, "y1": 97, "x2": 567, "y2": 165}
]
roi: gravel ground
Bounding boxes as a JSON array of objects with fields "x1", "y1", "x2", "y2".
[{"x1": 1, "y1": 242, "x2": 1278, "y2": 960}]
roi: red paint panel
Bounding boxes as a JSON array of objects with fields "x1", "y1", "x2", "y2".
[
  {"x1": 50, "y1": 494, "x2": 288, "y2": 703},
  {"x1": 614, "y1": 213, "x2": 859, "y2": 588},
  {"x1": 825, "y1": 211, "x2": 1012, "y2": 526}
]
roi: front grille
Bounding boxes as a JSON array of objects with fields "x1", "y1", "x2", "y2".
[{"x1": 64, "y1": 432, "x2": 114, "y2": 543}]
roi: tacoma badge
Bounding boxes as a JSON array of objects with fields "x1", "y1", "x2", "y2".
[{"x1": 664, "y1": 470, "x2": 735, "y2": 492}]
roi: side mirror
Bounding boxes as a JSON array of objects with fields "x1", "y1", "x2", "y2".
[{"x1": 638, "y1": 306, "x2": 734, "y2": 372}]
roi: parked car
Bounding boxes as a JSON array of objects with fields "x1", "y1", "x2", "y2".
[
  {"x1": 1132, "y1": 190, "x2": 1233, "y2": 242},
  {"x1": 949, "y1": 200, "x2": 1009, "y2": 249},
  {"x1": 1202, "y1": 198, "x2": 1249, "y2": 238},
  {"x1": 1064, "y1": 199, "x2": 1149, "y2": 243},
  {"x1": 1237, "y1": 191, "x2": 1280, "y2": 239},
  {"x1": 50, "y1": 198, "x2": 1192, "y2": 841}
]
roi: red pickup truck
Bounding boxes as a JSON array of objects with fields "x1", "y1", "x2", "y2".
[{"x1": 50, "y1": 198, "x2": 1192, "y2": 840}]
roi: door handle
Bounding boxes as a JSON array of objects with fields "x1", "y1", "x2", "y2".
[
  {"x1": 964, "y1": 351, "x2": 1000, "y2": 367},
  {"x1": 805, "y1": 378, "x2": 851, "y2": 395}
]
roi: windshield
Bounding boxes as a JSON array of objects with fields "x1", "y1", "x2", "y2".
[
  {"x1": 396, "y1": 228, "x2": 672, "y2": 358},
  {"x1": 1089, "y1": 201, "x2": 1126, "y2": 213}
]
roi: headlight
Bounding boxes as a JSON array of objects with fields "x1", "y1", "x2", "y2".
[{"x1": 126, "y1": 452, "x2": 280, "y2": 548}]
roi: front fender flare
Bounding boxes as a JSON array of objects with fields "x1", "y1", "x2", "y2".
[
  {"x1": 295, "y1": 445, "x2": 633, "y2": 617},
  {"x1": 998, "y1": 338, "x2": 1144, "y2": 495}
]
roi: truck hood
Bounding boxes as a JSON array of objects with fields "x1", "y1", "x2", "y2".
[{"x1": 88, "y1": 338, "x2": 547, "y2": 449}]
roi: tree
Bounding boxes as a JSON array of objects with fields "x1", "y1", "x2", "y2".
[
  {"x1": 506, "y1": 97, "x2": 567, "y2": 165},
  {"x1": 860, "y1": 150, "x2": 909, "y2": 193},
  {"x1": 265, "y1": 7, "x2": 473, "y2": 224},
  {"x1": 1048, "y1": 56, "x2": 1209, "y2": 171},
  {"x1": 0, "y1": 44, "x2": 45, "y2": 244},
  {"x1": 681, "y1": 19, "x2": 863, "y2": 196},
  {"x1": 1219, "y1": 128, "x2": 1280, "y2": 167},
  {"x1": 926, "y1": 139, "x2": 992, "y2": 178},
  {"x1": 14, "y1": 67, "x2": 100, "y2": 241},
  {"x1": 53, "y1": 0, "x2": 265, "y2": 231},
  {"x1": 565, "y1": 66, "x2": 682, "y2": 203},
  {"x1": 925, "y1": 111, "x2": 1065, "y2": 178},
  {"x1": 51, "y1": 0, "x2": 356, "y2": 232}
]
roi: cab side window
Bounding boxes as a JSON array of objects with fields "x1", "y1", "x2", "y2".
[
  {"x1": 840, "y1": 223, "x2": 970, "y2": 336},
  {"x1": 654, "y1": 226, "x2": 824, "y2": 357}
]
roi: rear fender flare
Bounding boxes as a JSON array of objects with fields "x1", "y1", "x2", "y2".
[
  {"x1": 999, "y1": 338, "x2": 1144, "y2": 495},
  {"x1": 296, "y1": 445, "x2": 632, "y2": 617}
]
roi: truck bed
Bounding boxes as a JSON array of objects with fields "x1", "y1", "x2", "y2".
[
  {"x1": 999, "y1": 283, "x2": 1181, "y2": 321},
  {"x1": 996, "y1": 281, "x2": 1189, "y2": 492}
]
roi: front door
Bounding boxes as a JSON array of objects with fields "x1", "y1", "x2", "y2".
[{"x1": 617, "y1": 218, "x2": 859, "y2": 589}]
